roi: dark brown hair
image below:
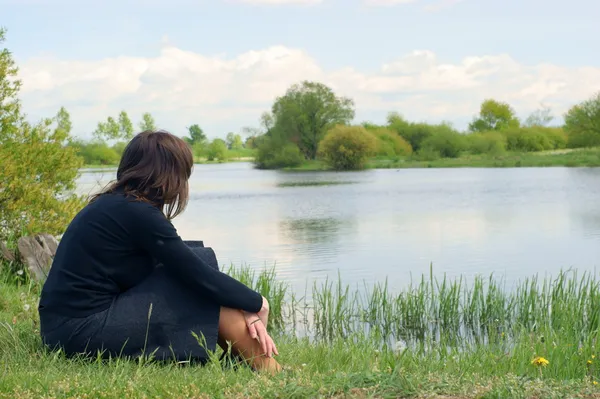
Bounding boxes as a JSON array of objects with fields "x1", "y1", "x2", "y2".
[{"x1": 93, "y1": 130, "x2": 194, "y2": 219}]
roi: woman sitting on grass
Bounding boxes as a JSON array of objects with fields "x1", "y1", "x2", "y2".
[{"x1": 38, "y1": 130, "x2": 282, "y2": 373}]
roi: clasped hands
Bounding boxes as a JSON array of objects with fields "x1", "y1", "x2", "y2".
[{"x1": 242, "y1": 296, "x2": 278, "y2": 358}]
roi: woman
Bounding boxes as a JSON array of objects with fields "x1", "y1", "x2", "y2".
[{"x1": 38, "y1": 130, "x2": 281, "y2": 373}]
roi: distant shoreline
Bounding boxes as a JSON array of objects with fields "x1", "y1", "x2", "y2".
[{"x1": 81, "y1": 148, "x2": 600, "y2": 171}]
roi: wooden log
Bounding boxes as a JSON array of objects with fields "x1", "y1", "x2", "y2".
[{"x1": 17, "y1": 235, "x2": 53, "y2": 282}]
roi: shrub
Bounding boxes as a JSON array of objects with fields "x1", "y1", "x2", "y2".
[
  {"x1": 1, "y1": 120, "x2": 84, "y2": 239},
  {"x1": 72, "y1": 141, "x2": 120, "y2": 165},
  {"x1": 367, "y1": 127, "x2": 413, "y2": 157},
  {"x1": 543, "y1": 127, "x2": 568, "y2": 150},
  {"x1": 254, "y1": 137, "x2": 304, "y2": 169},
  {"x1": 564, "y1": 92, "x2": 600, "y2": 148},
  {"x1": 503, "y1": 127, "x2": 559, "y2": 152},
  {"x1": 466, "y1": 132, "x2": 507, "y2": 155},
  {"x1": 207, "y1": 139, "x2": 228, "y2": 162},
  {"x1": 419, "y1": 126, "x2": 465, "y2": 158},
  {"x1": 393, "y1": 123, "x2": 435, "y2": 152},
  {"x1": 318, "y1": 125, "x2": 377, "y2": 170}
]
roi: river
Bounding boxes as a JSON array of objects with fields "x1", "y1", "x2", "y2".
[{"x1": 77, "y1": 163, "x2": 600, "y2": 293}]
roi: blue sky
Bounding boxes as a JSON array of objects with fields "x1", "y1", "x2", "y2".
[{"x1": 2, "y1": 0, "x2": 599, "y2": 139}]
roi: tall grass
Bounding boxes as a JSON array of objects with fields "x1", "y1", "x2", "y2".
[
  {"x1": 3, "y1": 264, "x2": 600, "y2": 396},
  {"x1": 229, "y1": 266, "x2": 600, "y2": 354}
]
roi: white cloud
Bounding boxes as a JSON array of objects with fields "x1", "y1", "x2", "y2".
[
  {"x1": 17, "y1": 45, "x2": 600, "y2": 138},
  {"x1": 232, "y1": 0, "x2": 322, "y2": 4},
  {"x1": 424, "y1": 0, "x2": 464, "y2": 12},
  {"x1": 364, "y1": 0, "x2": 416, "y2": 5}
]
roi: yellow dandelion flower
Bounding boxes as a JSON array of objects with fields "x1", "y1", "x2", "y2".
[
  {"x1": 594, "y1": 381, "x2": 598, "y2": 385},
  {"x1": 588, "y1": 360, "x2": 593, "y2": 365},
  {"x1": 531, "y1": 356, "x2": 549, "y2": 367},
  {"x1": 593, "y1": 355, "x2": 596, "y2": 359}
]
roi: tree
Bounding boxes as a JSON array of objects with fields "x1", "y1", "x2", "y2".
[
  {"x1": 207, "y1": 139, "x2": 228, "y2": 162},
  {"x1": 185, "y1": 124, "x2": 206, "y2": 145},
  {"x1": 271, "y1": 81, "x2": 355, "y2": 160},
  {"x1": 226, "y1": 132, "x2": 243, "y2": 150},
  {"x1": 524, "y1": 105, "x2": 554, "y2": 127},
  {"x1": 93, "y1": 116, "x2": 120, "y2": 141},
  {"x1": 139, "y1": 112, "x2": 156, "y2": 131},
  {"x1": 55, "y1": 107, "x2": 72, "y2": 137},
  {"x1": 118, "y1": 111, "x2": 134, "y2": 140},
  {"x1": 469, "y1": 99, "x2": 520, "y2": 132},
  {"x1": 0, "y1": 29, "x2": 84, "y2": 239},
  {"x1": 564, "y1": 92, "x2": 600, "y2": 148}
]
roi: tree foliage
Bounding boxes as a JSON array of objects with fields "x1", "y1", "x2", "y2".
[
  {"x1": 524, "y1": 105, "x2": 554, "y2": 127},
  {"x1": 564, "y1": 92, "x2": 600, "y2": 148},
  {"x1": 469, "y1": 99, "x2": 520, "y2": 132},
  {"x1": 254, "y1": 136, "x2": 303, "y2": 169},
  {"x1": 118, "y1": 111, "x2": 134, "y2": 140},
  {"x1": 139, "y1": 112, "x2": 157, "y2": 131},
  {"x1": 0, "y1": 29, "x2": 84, "y2": 239},
  {"x1": 207, "y1": 139, "x2": 228, "y2": 162},
  {"x1": 93, "y1": 110, "x2": 134, "y2": 142},
  {"x1": 226, "y1": 132, "x2": 243, "y2": 150},
  {"x1": 271, "y1": 81, "x2": 355, "y2": 160},
  {"x1": 318, "y1": 125, "x2": 377, "y2": 170},
  {"x1": 185, "y1": 124, "x2": 206, "y2": 145}
]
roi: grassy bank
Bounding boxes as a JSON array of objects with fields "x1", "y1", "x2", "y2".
[
  {"x1": 283, "y1": 148, "x2": 600, "y2": 171},
  {"x1": 3, "y1": 266, "x2": 600, "y2": 397}
]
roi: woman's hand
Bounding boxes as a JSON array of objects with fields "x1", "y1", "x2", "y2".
[{"x1": 243, "y1": 296, "x2": 278, "y2": 357}]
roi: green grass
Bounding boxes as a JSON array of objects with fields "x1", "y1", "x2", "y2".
[
  {"x1": 284, "y1": 148, "x2": 600, "y2": 171},
  {"x1": 3, "y1": 263, "x2": 600, "y2": 397},
  {"x1": 82, "y1": 148, "x2": 600, "y2": 171}
]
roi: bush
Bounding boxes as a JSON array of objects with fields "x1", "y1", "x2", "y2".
[
  {"x1": 1, "y1": 120, "x2": 84, "y2": 239},
  {"x1": 207, "y1": 139, "x2": 228, "y2": 162},
  {"x1": 112, "y1": 141, "x2": 127, "y2": 157},
  {"x1": 72, "y1": 141, "x2": 120, "y2": 165},
  {"x1": 318, "y1": 125, "x2": 377, "y2": 170},
  {"x1": 254, "y1": 137, "x2": 304, "y2": 169},
  {"x1": 466, "y1": 132, "x2": 507, "y2": 155},
  {"x1": 543, "y1": 127, "x2": 568, "y2": 150},
  {"x1": 419, "y1": 126, "x2": 465, "y2": 158},
  {"x1": 366, "y1": 127, "x2": 413, "y2": 157},
  {"x1": 392, "y1": 123, "x2": 434, "y2": 152},
  {"x1": 502, "y1": 127, "x2": 563, "y2": 152},
  {"x1": 564, "y1": 92, "x2": 600, "y2": 148}
]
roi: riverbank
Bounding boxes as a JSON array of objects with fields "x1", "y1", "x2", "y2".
[
  {"x1": 285, "y1": 148, "x2": 600, "y2": 171},
  {"x1": 81, "y1": 149, "x2": 600, "y2": 171},
  {"x1": 3, "y1": 267, "x2": 600, "y2": 398}
]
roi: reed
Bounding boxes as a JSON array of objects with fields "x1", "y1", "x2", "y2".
[{"x1": 3, "y1": 264, "x2": 600, "y2": 397}]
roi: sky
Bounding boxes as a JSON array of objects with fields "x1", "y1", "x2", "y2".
[{"x1": 2, "y1": 0, "x2": 600, "y2": 139}]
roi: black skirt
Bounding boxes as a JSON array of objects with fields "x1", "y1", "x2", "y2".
[{"x1": 40, "y1": 241, "x2": 222, "y2": 362}]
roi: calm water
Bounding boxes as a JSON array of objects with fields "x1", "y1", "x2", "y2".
[{"x1": 77, "y1": 164, "x2": 600, "y2": 293}]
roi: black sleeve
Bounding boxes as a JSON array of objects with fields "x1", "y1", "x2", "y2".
[{"x1": 127, "y1": 200, "x2": 263, "y2": 313}]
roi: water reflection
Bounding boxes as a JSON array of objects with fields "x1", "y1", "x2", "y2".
[{"x1": 75, "y1": 164, "x2": 600, "y2": 294}]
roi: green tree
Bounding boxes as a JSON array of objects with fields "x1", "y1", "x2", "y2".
[
  {"x1": 93, "y1": 116, "x2": 120, "y2": 141},
  {"x1": 469, "y1": 99, "x2": 520, "y2": 132},
  {"x1": 226, "y1": 132, "x2": 243, "y2": 150},
  {"x1": 271, "y1": 81, "x2": 355, "y2": 160},
  {"x1": 419, "y1": 125, "x2": 465, "y2": 158},
  {"x1": 118, "y1": 111, "x2": 134, "y2": 140},
  {"x1": 0, "y1": 29, "x2": 84, "y2": 239},
  {"x1": 55, "y1": 107, "x2": 72, "y2": 137},
  {"x1": 207, "y1": 138, "x2": 228, "y2": 162},
  {"x1": 139, "y1": 112, "x2": 157, "y2": 131},
  {"x1": 564, "y1": 92, "x2": 600, "y2": 148},
  {"x1": 254, "y1": 136, "x2": 304, "y2": 169},
  {"x1": 185, "y1": 124, "x2": 206, "y2": 145}
]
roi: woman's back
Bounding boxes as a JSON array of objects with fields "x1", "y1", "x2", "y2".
[{"x1": 39, "y1": 191, "x2": 156, "y2": 317}]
